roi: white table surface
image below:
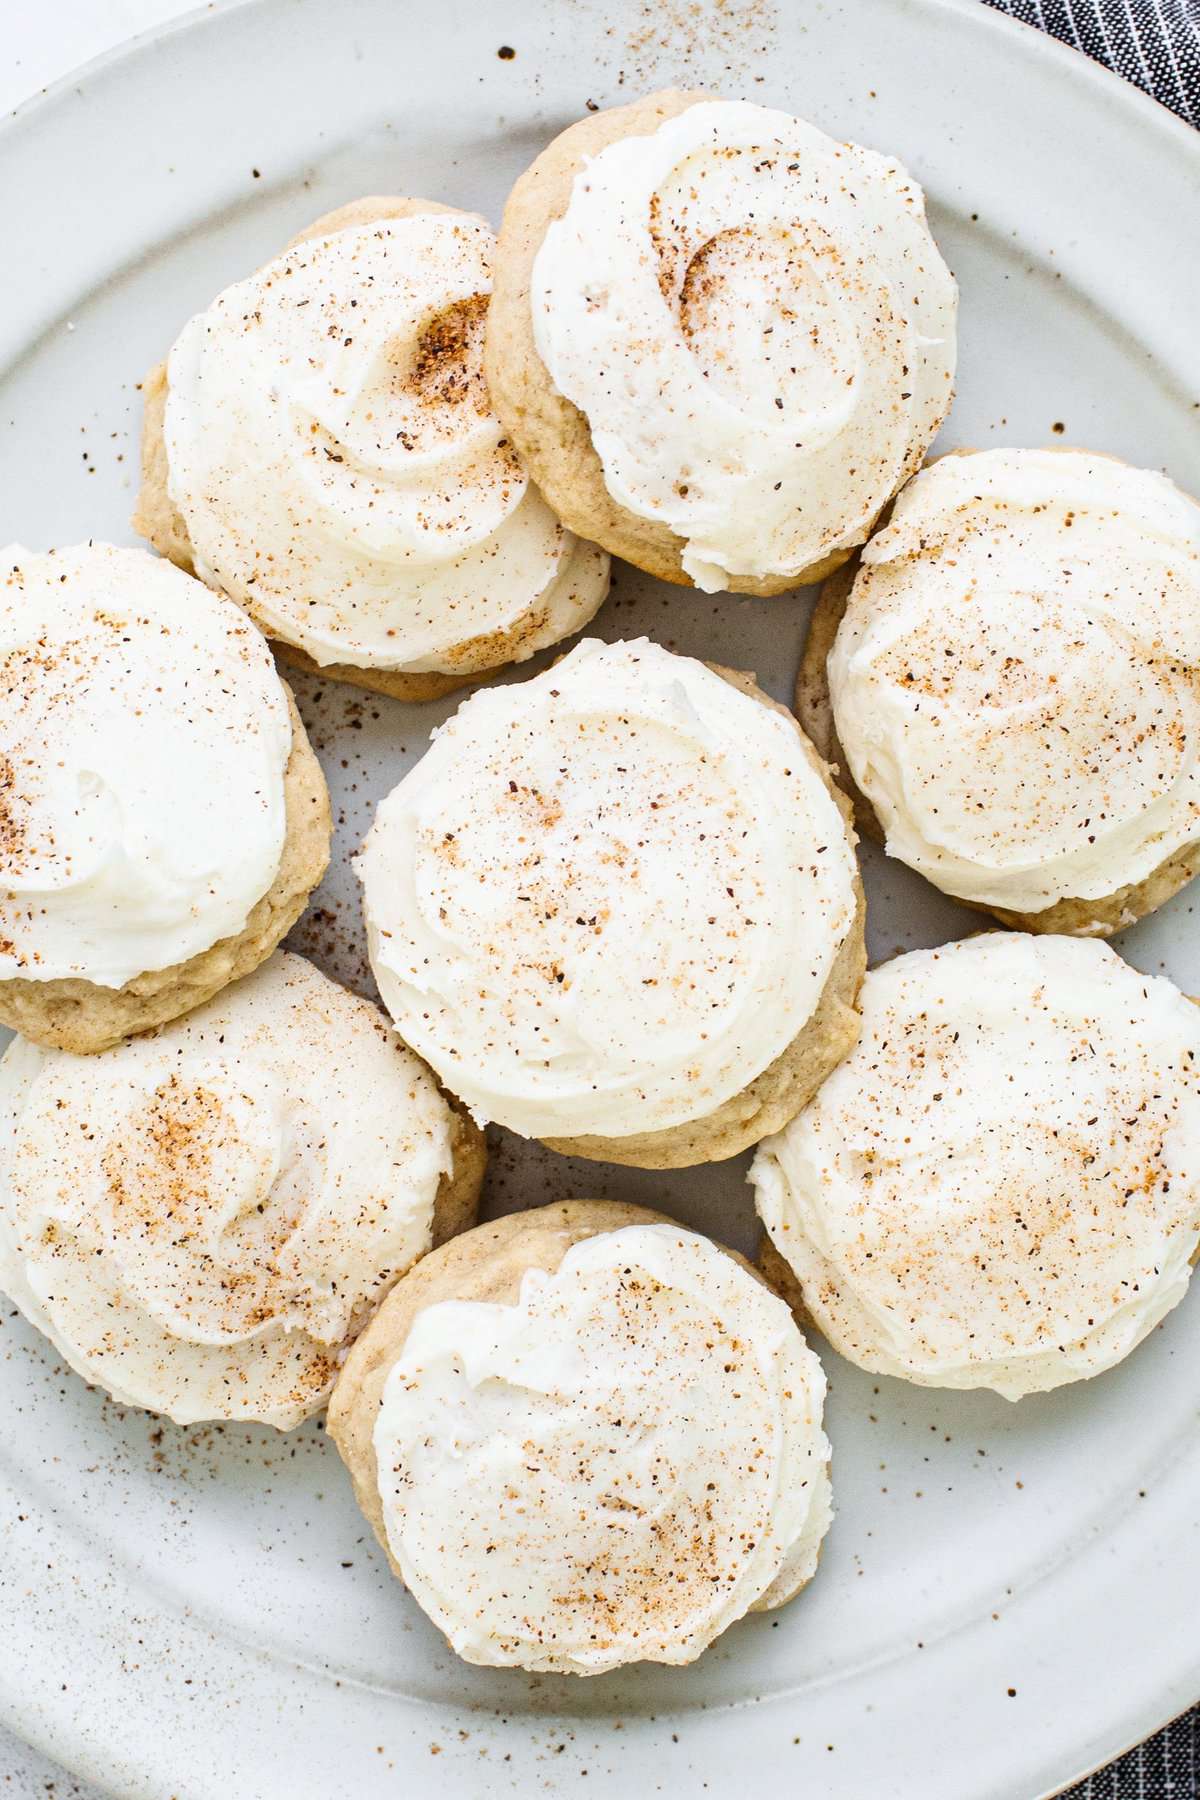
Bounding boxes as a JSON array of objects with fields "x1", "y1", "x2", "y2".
[{"x1": 3, "y1": 13, "x2": 200, "y2": 1800}]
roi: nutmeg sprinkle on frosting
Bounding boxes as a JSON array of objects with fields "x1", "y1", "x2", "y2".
[
  {"x1": 356, "y1": 637, "x2": 857, "y2": 1141},
  {"x1": 0, "y1": 542, "x2": 291, "y2": 988},
  {"x1": 829, "y1": 448, "x2": 1200, "y2": 913},
  {"x1": 0, "y1": 953, "x2": 454, "y2": 1427},
  {"x1": 163, "y1": 213, "x2": 608, "y2": 674},
  {"x1": 532, "y1": 99, "x2": 956, "y2": 589},
  {"x1": 752, "y1": 932, "x2": 1200, "y2": 1398},
  {"x1": 372, "y1": 1223, "x2": 831, "y2": 1673}
]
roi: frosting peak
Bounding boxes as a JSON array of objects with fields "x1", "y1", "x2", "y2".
[{"x1": 165, "y1": 213, "x2": 609, "y2": 673}]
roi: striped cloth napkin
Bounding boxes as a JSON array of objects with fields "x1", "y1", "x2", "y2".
[
  {"x1": 983, "y1": 0, "x2": 1197, "y2": 126},
  {"x1": 979, "y1": 6, "x2": 1198, "y2": 1792}
]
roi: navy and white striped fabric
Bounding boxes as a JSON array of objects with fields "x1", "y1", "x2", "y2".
[
  {"x1": 1064, "y1": 1708, "x2": 1199, "y2": 1797},
  {"x1": 979, "y1": 10, "x2": 1198, "y2": 1793},
  {"x1": 983, "y1": 0, "x2": 1199, "y2": 125}
]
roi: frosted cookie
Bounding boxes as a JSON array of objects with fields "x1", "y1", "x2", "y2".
[
  {"x1": 356, "y1": 637, "x2": 865, "y2": 1168},
  {"x1": 486, "y1": 90, "x2": 957, "y2": 595},
  {"x1": 752, "y1": 933, "x2": 1200, "y2": 1399},
  {"x1": 0, "y1": 953, "x2": 485, "y2": 1428},
  {"x1": 0, "y1": 544, "x2": 329, "y2": 1053},
  {"x1": 327, "y1": 1200, "x2": 831, "y2": 1674},
  {"x1": 799, "y1": 447, "x2": 1200, "y2": 934},
  {"x1": 134, "y1": 197, "x2": 609, "y2": 701}
]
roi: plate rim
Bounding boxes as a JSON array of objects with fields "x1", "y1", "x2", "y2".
[
  {"x1": 1, "y1": 1, "x2": 1198, "y2": 1795},
  {"x1": 5, "y1": 0, "x2": 1199, "y2": 155}
]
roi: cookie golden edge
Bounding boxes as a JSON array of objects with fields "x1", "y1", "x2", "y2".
[
  {"x1": 132, "y1": 196, "x2": 583, "y2": 703},
  {"x1": 485, "y1": 87, "x2": 916, "y2": 598},
  {"x1": 0, "y1": 685, "x2": 331, "y2": 1054},
  {"x1": 536, "y1": 663, "x2": 866, "y2": 1169},
  {"x1": 796, "y1": 446, "x2": 1200, "y2": 938},
  {"x1": 276, "y1": 1086, "x2": 486, "y2": 1423},
  {"x1": 327, "y1": 1197, "x2": 815, "y2": 1618},
  {"x1": 428, "y1": 1101, "x2": 489, "y2": 1250}
]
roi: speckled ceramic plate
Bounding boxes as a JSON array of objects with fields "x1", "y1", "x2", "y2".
[{"x1": 1, "y1": 1, "x2": 1198, "y2": 1794}]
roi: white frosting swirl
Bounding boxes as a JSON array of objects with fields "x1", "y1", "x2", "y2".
[
  {"x1": 373, "y1": 1222, "x2": 831, "y2": 1673},
  {"x1": 165, "y1": 212, "x2": 609, "y2": 673},
  {"x1": 356, "y1": 638, "x2": 857, "y2": 1141},
  {"x1": 0, "y1": 953, "x2": 453, "y2": 1428},
  {"x1": 828, "y1": 449, "x2": 1200, "y2": 913},
  {"x1": 531, "y1": 99, "x2": 956, "y2": 591},
  {"x1": 752, "y1": 934, "x2": 1200, "y2": 1399},
  {"x1": 0, "y1": 543, "x2": 291, "y2": 988}
]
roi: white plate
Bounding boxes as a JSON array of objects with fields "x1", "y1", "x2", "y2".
[{"x1": 1, "y1": 1, "x2": 1198, "y2": 1794}]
